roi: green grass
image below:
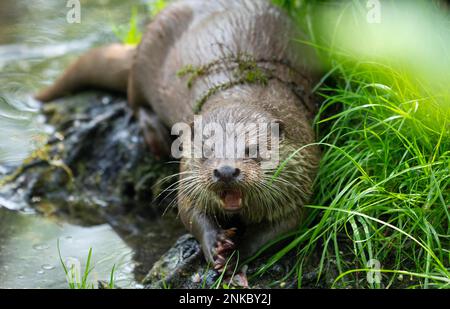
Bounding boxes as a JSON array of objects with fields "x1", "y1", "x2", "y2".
[
  {"x1": 112, "y1": 1, "x2": 167, "y2": 45},
  {"x1": 148, "y1": 0, "x2": 168, "y2": 17},
  {"x1": 261, "y1": 63, "x2": 450, "y2": 288},
  {"x1": 262, "y1": 0, "x2": 450, "y2": 288},
  {"x1": 112, "y1": 6, "x2": 143, "y2": 46},
  {"x1": 311, "y1": 66, "x2": 448, "y2": 288},
  {"x1": 212, "y1": 251, "x2": 240, "y2": 289}
]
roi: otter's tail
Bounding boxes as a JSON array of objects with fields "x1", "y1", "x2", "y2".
[{"x1": 35, "y1": 44, "x2": 135, "y2": 102}]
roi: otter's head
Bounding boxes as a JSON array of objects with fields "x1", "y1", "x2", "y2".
[{"x1": 178, "y1": 104, "x2": 318, "y2": 223}]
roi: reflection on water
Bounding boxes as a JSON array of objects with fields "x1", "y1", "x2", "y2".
[
  {"x1": 0, "y1": 0, "x2": 145, "y2": 165},
  {"x1": 0, "y1": 209, "x2": 137, "y2": 289}
]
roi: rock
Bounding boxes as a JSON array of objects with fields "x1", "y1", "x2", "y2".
[
  {"x1": 0, "y1": 92, "x2": 178, "y2": 226},
  {"x1": 143, "y1": 234, "x2": 206, "y2": 289},
  {"x1": 143, "y1": 234, "x2": 325, "y2": 289}
]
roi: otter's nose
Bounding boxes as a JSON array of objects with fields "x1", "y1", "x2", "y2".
[{"x1": 213, "y1": 165, "x2": 241, "y2": 183}]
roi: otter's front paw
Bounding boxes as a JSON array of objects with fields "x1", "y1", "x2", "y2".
[{"x1": 213, "y1": 228, "x2": 237, "y2": 273}]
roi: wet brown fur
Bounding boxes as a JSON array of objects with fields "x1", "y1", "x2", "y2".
[{"x1": 36, "y1": 0, "x2": 320, "y2": 267}]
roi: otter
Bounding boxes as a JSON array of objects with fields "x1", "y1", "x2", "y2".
[{"x1": 36, "y1": 0, "x2": 320, "y2": 274}]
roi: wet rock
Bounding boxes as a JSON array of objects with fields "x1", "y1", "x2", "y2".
[
  {"x1": 0, "y1": 92, "x2": 178, "y2": 226},
  {"x1": 143, "y1": 234, "x2": 205, "y2": 288},
  {"x1": 143, "y1": 234, "x2": 325, "y2": 289}
]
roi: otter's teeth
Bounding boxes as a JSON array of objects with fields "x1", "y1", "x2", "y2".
[{"x1": 221, "y1": 190, "x2": 242, "y2": 210}]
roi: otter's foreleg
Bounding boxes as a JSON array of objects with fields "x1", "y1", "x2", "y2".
[
  {"x1": 178, "y1": 206, "x2": 236, "y2": 271},
  {"x1": 35, "y1": 44, "x2": 135, "y2": 102},
  {"x1": 237, "y1": 214, "x2": 301, "y2": 261}
]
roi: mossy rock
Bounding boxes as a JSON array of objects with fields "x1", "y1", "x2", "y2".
[{"x1": 0, "y1": 92, "x2": 178, "y2": 224}]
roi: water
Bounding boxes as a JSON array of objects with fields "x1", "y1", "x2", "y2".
[
  {"x1": 0, "y1": 0, "x2": 147, "y2": 165},
  {"x1": 0, "y1": 0, "x2": 183, "y2": 289},
  {"x1": 0, "y1": 209, "x2": 136, "y2": 289}
]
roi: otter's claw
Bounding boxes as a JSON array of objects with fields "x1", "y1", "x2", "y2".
[
  {"x1": 222, "y1": 227, "x2": 237, "y2": 239},
  {"x1": 213, "y1": 228, "x2": 237, "y2": 272}
]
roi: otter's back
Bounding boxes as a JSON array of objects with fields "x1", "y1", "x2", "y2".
[{"x1": 132, "y1": 0, "x2": 313, "y2": 126}]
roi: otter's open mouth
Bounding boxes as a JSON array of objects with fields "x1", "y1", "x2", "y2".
[{"x1": 219, "y1": 189, "x2": 243, "y2": 212}]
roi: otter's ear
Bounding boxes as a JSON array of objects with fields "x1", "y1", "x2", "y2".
[{"x1": 273, "y1": 119, "x2": 285, "y2": 138}]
